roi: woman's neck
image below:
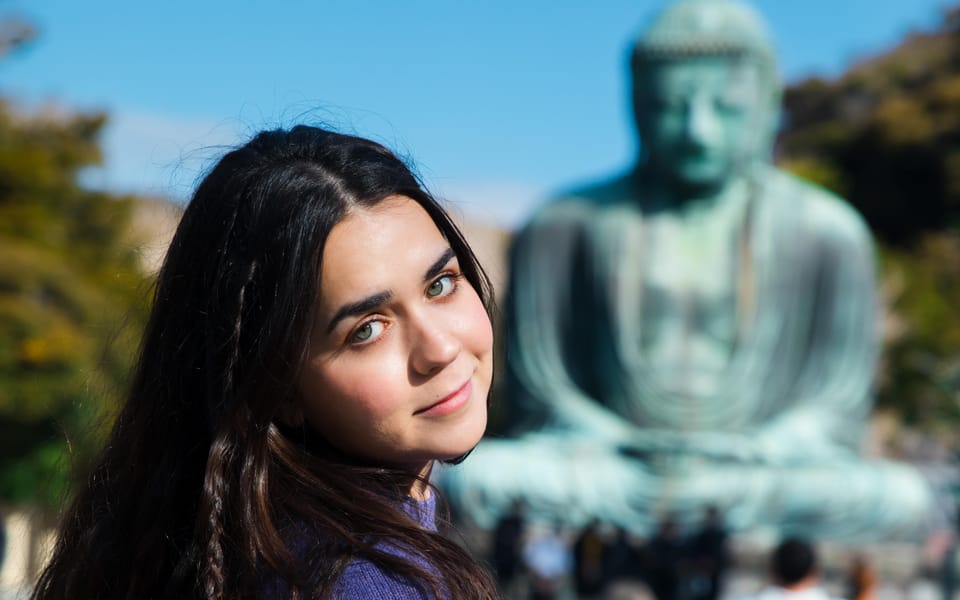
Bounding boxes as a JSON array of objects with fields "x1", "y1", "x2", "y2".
[{"x1": 409, "y1": 461, "x2": 434, "y2": 500}]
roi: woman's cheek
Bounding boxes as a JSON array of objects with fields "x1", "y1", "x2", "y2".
[
  {"x1": 334, "y1": 350, "x2": 410, "y2": 413},
  {"x1": 464, "y1": 292, "x2": 493, "y2": 353}
]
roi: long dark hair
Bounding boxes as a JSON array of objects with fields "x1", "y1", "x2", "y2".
[{"x1": 31, "y1": 126, "x2": 497, "y2": 599}]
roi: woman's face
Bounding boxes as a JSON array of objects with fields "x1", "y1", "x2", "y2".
[{"x1": 296, "y1": 195, "x2": 492, "y2": 475}]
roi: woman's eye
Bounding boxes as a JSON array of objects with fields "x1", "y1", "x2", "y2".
[
  {"x1": 427, "y1": 275, "x2": 456, "y2": 298},
  {"x1": 351, "y1": 320, "x2": 384, "y2": 344}
]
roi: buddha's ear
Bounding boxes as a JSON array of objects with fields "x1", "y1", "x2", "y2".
[
  {"x1": 276, "y1": 397, "x2": 305, "y2": 428},
  {"x1": 757, "y1": 96, "x2": 783, "y2": 161}
]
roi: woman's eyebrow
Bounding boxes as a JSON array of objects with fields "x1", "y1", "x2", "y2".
[
  {"x1": 325, "y1": 248, "x2": 456, "y2": 335},
  {"x1": 423, "y1": 248, "x2": 455, "y2": 283},
  {"x1": 326, "y1": 291, "x2": 392, "y2": 334}
]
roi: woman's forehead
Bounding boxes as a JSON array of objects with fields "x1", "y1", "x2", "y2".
[{"x1": 317, "y1": 197, "x2": 449, "y2": 306}]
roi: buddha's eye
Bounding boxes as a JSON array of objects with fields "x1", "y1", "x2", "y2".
[{"x1": 650, "y1": 95, "x2": 686, "y2": 112}]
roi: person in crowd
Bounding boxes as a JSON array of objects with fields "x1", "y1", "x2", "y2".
[
  {"x1": 604, "y1": 525, "x2": 646, "y2": 594},
  {"x1": 523, "y1": 520, "x2": 571, "y2": 600},
  {"x1": 754, "y1": 538, "x2": 831, "y2": 600},
  {"x1": 491, "y1": 498, "x2": 527, "y2": 596},
  {"x1": 30, "y1": 125, "x2": 498, "y2": 599},
  {"x1": 573, "y1": 519, "x2": 607, "y2": 598},
  {"x1": 647, "y1": 515, "x2": 684, "y2": 600},
  {"x1": 687, "y1": 505, "x2": 732, "y2": 600},
  {"x1": 845, "y1": 554, "x2": 877, "y2": 600}
]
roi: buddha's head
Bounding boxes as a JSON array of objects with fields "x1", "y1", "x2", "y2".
[{"x1": 630, "y1": 0, "x2": 781, "y2": 192}]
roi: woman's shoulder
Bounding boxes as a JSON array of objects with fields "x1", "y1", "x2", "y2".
[
  {"x1": 332, "y1": 496, "x2": 441, "y2": 599},
  {"x1": 332, "y1": 556, "x2": 435, "y2": 599},
  {"x1": 258, "y1": 541, "x2": 438, "y2": 600},
  {"x1": 261, "y1": 494, "x2": 443, "y2": 598}
]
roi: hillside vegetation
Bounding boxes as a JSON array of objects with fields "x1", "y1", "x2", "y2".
[{"x1": 778, "y1": 6, "x2": 960, "y2": 445}]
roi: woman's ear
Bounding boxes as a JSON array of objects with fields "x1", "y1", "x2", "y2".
[{"x1": 277, "y1": 398, "x2": 305, "y2": 428}]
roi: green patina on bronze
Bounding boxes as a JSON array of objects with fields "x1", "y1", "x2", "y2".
[{"x1": 442, "y1": 0, "x2": 932, "y2": 540}]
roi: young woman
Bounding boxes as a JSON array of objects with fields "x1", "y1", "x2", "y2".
[{"x1": 31, "y1": 126, "x2": 499, "y2": 599}]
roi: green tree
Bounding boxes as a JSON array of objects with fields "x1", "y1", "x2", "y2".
[
  {"x1": 779, "y1": 7, "x2": 960, "y2": 244},
  {"x1": 0, "y1": 100, "x2": 151, "y2": 506},
  {"x1": 778, "y1": 6, "x2": 960, "y2": 439}
]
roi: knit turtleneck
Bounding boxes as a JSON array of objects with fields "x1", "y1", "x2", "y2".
[
  {"x1": 260, "y1": 493, "x2": 442, "y2": 599},
  {"x1": 331, "y1": 493, "x2": 440, "y2": 599}
]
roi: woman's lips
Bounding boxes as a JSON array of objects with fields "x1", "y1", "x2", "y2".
[{"x1": 415, "y1": 379, "x2": 472, "y2": 417}]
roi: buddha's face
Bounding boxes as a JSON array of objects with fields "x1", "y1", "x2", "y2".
[{"x1": 633, "y1": 55, "x2": 771, "y2": 191}]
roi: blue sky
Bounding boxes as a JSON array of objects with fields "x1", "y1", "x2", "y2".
[{"x1": 1, "y1": 0, "x2": 951, "y2": 227}]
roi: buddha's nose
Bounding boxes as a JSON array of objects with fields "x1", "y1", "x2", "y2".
[{"x1": 684, "y1": 95, "x2": 721, "y2": 149}]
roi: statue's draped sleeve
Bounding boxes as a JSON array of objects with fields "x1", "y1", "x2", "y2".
[
  {"x1": 503, "y1": 200, "x2": 634, "y2": 441},
  {"x1": 755, "y1": 186, "x2": 879, "y2": 457}
]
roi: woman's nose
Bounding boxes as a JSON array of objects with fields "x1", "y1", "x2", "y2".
[{"x1": 408, "y1": 316, "x2": 461, "y2": 376}]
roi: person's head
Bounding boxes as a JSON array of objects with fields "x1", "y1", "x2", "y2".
[
  {"x1": 629, "y1": 0, "x2": 782, "y2": 193},
  {"x1": 508, "y1": 497, "x2": 526, "y2": 516},
  {"x1": 160, "y1": 125, "x2": 493, "y2": 481},
  {"x1": 33, "y1": 125, "x2": 497, "y2": 599},
  {"x1": 770, "y1": 537, "x2": 818, "y2": 589},
  {"x1": 656, "y1": 514, "x2": 679, "y2": 539},
  {"x1": 703, "y1": 504, "x2": 722, "y2": 527}
]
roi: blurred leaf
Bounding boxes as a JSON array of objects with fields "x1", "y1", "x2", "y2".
[{"x1": 780, "y1": 156, "x2": 847, "y2": 196}]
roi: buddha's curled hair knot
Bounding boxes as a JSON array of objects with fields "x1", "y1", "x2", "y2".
[{"x1": 631, "y1": 0, "x2": 777, "y2": 79}]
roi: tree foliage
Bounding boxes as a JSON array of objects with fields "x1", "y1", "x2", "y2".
[
  {"x1": 778, "y1": 7, "x2": 960, "y2": 440},
  {"x1": 779, "y1": 7, "x2": 960, "y2": 244},
  {"x1": 0, "y1": 100, "x2": 150, "y2": 505}
]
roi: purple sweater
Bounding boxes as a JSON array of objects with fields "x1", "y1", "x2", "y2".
[
  {"x1": 330, "y1": 495, "x2": 439, "y2": 599},
  {"x1": 261, "y1": 494, "x2": 441, "y2": 599}
]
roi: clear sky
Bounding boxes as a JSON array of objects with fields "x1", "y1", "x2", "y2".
[{"x1": 1, "y1": 0, "x2": 951, "y2": 228}]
